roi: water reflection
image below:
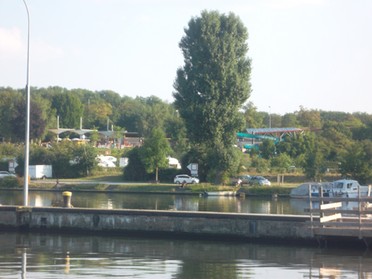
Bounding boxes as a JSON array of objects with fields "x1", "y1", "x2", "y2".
[
  {"x1": 1, "y1": 232, "x2": 372, "y2": 278},
  {"x1": 0, "y1": 190, "x2": 310, "y2": 215}
]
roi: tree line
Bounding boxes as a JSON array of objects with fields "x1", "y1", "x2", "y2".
[{"x1": 1, "y1": 85, "x2": 372, "y2": 183}]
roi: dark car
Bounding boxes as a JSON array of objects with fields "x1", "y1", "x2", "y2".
[{"x1": 249, "y1": 176, "x2": 271, "y2": 186}]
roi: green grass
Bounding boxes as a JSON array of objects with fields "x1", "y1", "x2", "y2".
[
  {"x1": 26, "y1": 174, "x2": 299, "y2": 196},
  {"x1": 49, "y1": 182, "x2": 233, "y2": 193}
]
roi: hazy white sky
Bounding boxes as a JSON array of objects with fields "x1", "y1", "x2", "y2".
[{"x1": 1, "y1": 0, "x2": 371, "y2": 115}]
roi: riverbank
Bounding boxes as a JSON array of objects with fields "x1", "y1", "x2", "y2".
[{"x1": 25, "y1": 177, "x2": 295, "y2": 197}]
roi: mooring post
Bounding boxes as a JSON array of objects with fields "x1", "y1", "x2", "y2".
[{"x1": 62, "y1": 191, "x2": 72, "y2": 208}]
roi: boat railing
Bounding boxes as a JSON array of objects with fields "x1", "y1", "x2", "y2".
[{"x1": 308, "y1": 184, "x2": 372, "y2": 242}]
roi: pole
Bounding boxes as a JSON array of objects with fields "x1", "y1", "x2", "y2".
[
  {"x1": 22, "y1": 0, "x2": 30, "y2": 206},
  {"x1": 269, "y1": 106, "x2": 271, "y2": 128}
]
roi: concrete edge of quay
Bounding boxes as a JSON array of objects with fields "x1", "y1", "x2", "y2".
[{"x1": 0, "y1": 205, "x2": 369, "y2": 248}]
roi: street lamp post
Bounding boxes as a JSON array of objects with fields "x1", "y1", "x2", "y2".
[
  {"x1": 22, "y1": 0, "x2": 30, "y2": 206},
  {"x1": 269, "y1": 106, "x2": 272, "y2": 129}
]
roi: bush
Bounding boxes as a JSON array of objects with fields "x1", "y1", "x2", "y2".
[
  {"x1": 157, "y1": 168, "x2": 181, "y2": 183},
  {"x1": 123, "y1": 147, "x2": 147, "y2": 181},
  {"x1": 270, "y1": 153, "x2": 292, "y2": 173},
  {"x1": 0, "y1": 161, "x2": 8, "y2": 171},
  {"x1": 0, "y1": 176, "x2": 22, "y2": 188},
  {"x1": 251, "y1": 156, "x2": 270, "y2": 173}
]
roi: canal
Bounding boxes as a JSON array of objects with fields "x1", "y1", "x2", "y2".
[
  {"x1": 1, "y1": 190, "x2": 370, "y2": 278},
  {"x1": 0, "y1": 190, "x2": 311, "y2": 215},
  {"x1": 1, "y1": 231, "x2": 372, "y2": 278}
]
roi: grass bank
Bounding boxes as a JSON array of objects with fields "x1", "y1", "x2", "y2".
[{"x1": 25, "y1": 175, "x2": 297, "y2": 196}]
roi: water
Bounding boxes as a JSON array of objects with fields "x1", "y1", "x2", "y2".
[
  {"x1": 1, "y1": 191, "x2": 370, "y2": 278},
  {"x1": 0, "y1": 190, "x2": 311, "y2": 215},
  {"x1": 1, "y1": 232, "x2": 371, "y2": 279}
]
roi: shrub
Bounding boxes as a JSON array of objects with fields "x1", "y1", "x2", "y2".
[{"x1": 0, "y1": 176, "x2": 22, "y2": 188}]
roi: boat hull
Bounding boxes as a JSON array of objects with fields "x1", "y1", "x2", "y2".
[{"x1": 203, "y1": 191, "x2": 237, "y2": 197}]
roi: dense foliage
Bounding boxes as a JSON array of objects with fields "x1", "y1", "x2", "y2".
[
  {"x1": 1, "y1": 84, "x2": 372, "y2": 183},
  {"x1": 140, "y1": 128, "x2": 172, "y2": 181},
  {"x1": 173, "y1": 11, "x2": 251, "y2": 183},
  {"x1": 14, "y1": 142, "x2": 97, "y2": 178}
]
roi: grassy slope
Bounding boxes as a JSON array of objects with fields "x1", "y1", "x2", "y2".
[{"x1": 27, "y1": 174, "x2": 296, "y2": 196}]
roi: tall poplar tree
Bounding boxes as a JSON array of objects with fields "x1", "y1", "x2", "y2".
[{"x1": 173, "y1": 10, "x2": 251, "y2": 182}]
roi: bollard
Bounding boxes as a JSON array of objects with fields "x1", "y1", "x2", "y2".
[{"x1": 62, "y1": 191, "x2": 72, "y2": 208}]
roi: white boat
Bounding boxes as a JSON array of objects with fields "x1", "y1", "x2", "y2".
[
  {"x1": 290, "y1": 179, "x2": 371, "y2": 199},
  {"x1": 330, "y1": 179, "x2": 370, "y2": 198},
  {"x1": 202, "y1": 191, "x2": 237, "y2": 197},
  {"x1": 290, "y1": 182, "x2": 331, "y2": 198}
]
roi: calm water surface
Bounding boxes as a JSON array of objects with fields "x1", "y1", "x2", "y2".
[
  {"x1": 1, "y1": 191, "x2": 368, "y2": 278},
  {"x1": 0, "y1": 232, "x2": 371, "y2": 279},
  {"x1": 0, "y1": 190, "x2": 311, "y2": 215}
]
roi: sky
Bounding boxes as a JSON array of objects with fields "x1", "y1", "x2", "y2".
[{"x1": 0, "y1": 0, "x2": 371, "y2": 115}]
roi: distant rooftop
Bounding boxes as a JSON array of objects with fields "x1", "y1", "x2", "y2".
[
  {"x1": 246, "y1": 127, "x2": 303, "y2": 134},
  {"x1": 244, "y1": 127, "x2": 305, "y2": 141}
]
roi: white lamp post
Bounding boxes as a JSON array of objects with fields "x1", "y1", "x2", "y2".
[
  {"x1": 269, "y1": 106, "x2": 272, "y2": 129},
  {"x1": 22, "y1": 0, "x2": 30, "y2": 206}
]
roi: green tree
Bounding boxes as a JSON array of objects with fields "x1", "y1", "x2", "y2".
[
  {"x1": 206, "y1": 143, "x2": 242, "y2": 184},
  {"x1": 321, "y1": 121, "x2": 352, "y2": 161},
  {"x1": 29, "y1": 145, "x2": 53, "y2": 165},
  {"x1": 11, "y1": 98, "x2": 48, "y2": 142},
  {"x1": 140, "y1": 128, "x2": 172, "y2": 182},
  {"x1": 89, "y1": 130, "x2": 100, "y2": 147},
  {"x1": 251, "y1": 155, "x2": 270, "y2": 173},
  {"x1": 0, "y1": 143, "x2": 22, "y2": 159},
  {"x1": 16, "y1": 144, "x2": 53, "y2": 177},
  {"x1": 260, "y1": 139, "x2": 276, "y2": 159},
  {"x1": 302, "y1": 136, "x2": 326, "y2": 181},
  {"x1": 116, "y1": 97, "x2": 141, "y2": 133},
  {"x1": 51, "y1": 92, "x2": 83, "y2": 128},
  {"x1": 270, "y1": 153, "x2": 292, "y2": 173},
  {"x1": 276, "y1": 133, "x2": 308, "y2": 162},
  {"x1": 70, "y1": 144, "x2": 97, "y2": 177},
  {"x1": 50, "y1": 142, "x2": 73, "y2": 179},
  {"x1": 282, "y1": 113, "x2": 298, "y2": 127},
  {"x1": 339, "y1": 141, "x2": 372, "y2": 184},
  {"x1": 0, "y1": 88, "x2": 21, "y2": 141},
  {"x1": 123, "y1": 147, "x2": 148, "y2": 181},
  {"x1": 164, "y1": 113, "x2": 188, "y2": 158},
  {"x1": 84, "y1": 101, "x2": 113, "y2": 130},
  {"x1": 117, "y1": 96, "x2": 173, "y2": 137},
  {"x1": 353, "y1": 119, "x2": 372, "y2": 141},
  {"x1": 173, "y1": 10, "x2": 251, "y2": 183},
  {"x1": 243, "y1": 102, "x2": 264, "y2": 128},
  {"x1": 262, "y1": 112, "x2": 281, "y2": 128},
  {"x1": 296, "y1": 106, "x2": 322, "y2": 129}
]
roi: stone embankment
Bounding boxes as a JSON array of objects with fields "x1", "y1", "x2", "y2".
[{"x1": 0, "y1": 204, "x2": 316, "y2": 245}]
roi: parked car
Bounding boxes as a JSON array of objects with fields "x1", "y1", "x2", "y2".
[
  {"x1": 238, "y1": 175, "x2": 251, "y2": 184},
  {"x1": 174, "y1": 174, "x2": 199, "y2": 184},
  {"x1": 231, "y1": 175, "x2": 251, "y2": 186},
  {"x1": 249, "y1": 176, "x2": 271, "y2": 186},
  {"x1": 0, "y1": 171, "x2": 16, "y2": 179}
]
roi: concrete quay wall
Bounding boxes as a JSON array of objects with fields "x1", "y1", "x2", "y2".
[{"x1": 0, "y1": 206, "x2": 315, "y2": 243}]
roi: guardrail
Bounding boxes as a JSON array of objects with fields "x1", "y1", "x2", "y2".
[{"x1": 308, "y1": 185, "x2": 372, "y2": 245}]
